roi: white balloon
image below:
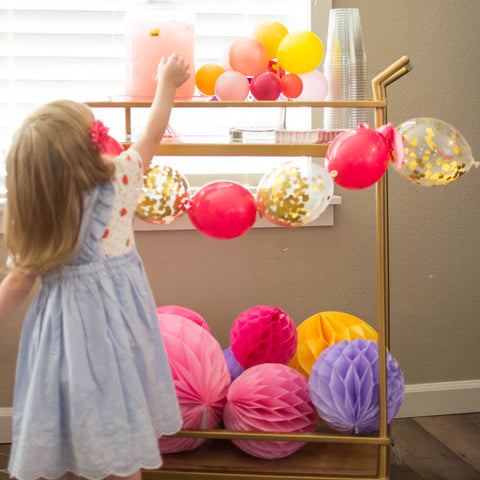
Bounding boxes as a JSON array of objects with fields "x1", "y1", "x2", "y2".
[{"x1": 295, "y1": 69, "x2": 329, "y2": 102}]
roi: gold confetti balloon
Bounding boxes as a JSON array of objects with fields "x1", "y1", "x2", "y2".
[
  {"x1": 256, "y1": 159, "x2": 334, "y2": 227},
  {"x1": 136, "y1": 164, "x2": 191, "y2": 224},
  {"x1": 394, "y1": 117, "x2": 478, "y2": 186},
  {"x1": 288, "y1": 311, "x2": 378, "y2": 378}
]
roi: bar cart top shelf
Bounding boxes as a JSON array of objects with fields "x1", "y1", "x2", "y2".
[{"x1": 86, "y1": 98, "x2": 388, "y2": 157}]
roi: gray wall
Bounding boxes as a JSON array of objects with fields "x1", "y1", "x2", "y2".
[{"x1": 1, "y1": 0, "x2": 479, "y2": 407}]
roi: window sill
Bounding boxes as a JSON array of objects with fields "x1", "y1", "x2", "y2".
[
  {"x1": 0, "y1": 195, "x2": 341, "y2": 234},
  {"x1": 134, "y1": 195, "x2": 341, "y2": 231}
]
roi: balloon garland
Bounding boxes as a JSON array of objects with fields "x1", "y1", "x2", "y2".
[
  {"x1": 136, "y1": 119, "x2": 476, "y2": 239},
  {"x1": 137, "y1": 159, "x2": 335, "y2": 239},
  {"x1": 137, "y1": 116, "x2": 477, "y2": 238}
]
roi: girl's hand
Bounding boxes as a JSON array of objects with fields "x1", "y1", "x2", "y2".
[
  {"x1": 131, "y1": 53, "x2": 190, "y2": 169},
  {"x1": 156, "y1": 53, "x2": 190, "y2": 89}
]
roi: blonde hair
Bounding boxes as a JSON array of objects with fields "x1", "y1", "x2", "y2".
[{"x1": 4, "y1": 100, "x2": 115, "y2": 274}]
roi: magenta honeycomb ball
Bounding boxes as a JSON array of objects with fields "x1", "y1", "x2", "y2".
[
  {"x1": 224, "y1": 363, "x2": 318, "y2": 459},
  {"x1": 230, "y1": 305, "x2": 297, "y2": 368}
]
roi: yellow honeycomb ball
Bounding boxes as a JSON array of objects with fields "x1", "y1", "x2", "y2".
[{"x1": 289, "y1": 311, "x2": 378, "y2": 378}]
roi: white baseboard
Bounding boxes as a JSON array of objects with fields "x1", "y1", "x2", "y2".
[
  {"x1": 0, "y1": 407, "x2": 12, "y2": 444},
  {"x1": 396, "y1": 379, "x2": 480, "y2": 418},
  {"x1": 1, "y1": 380, "x2": 479, "y2": 443}
]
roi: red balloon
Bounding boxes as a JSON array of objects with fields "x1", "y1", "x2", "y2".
[
  {"x1": 280, "y1": 74, "x2": 303, "y2": 99},
  {"x1": 188, "y1": 181, "x2": 257, "y2": 239},
  {"x1": 325, "y1": 124, "x2": 391, "y2": 190},
  {"x1": 250, "y1": 71, "x2": 282, "y2": 101}
]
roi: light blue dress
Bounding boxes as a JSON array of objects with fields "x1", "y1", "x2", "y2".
[{"x1": 8, "y1": 180, "x2": 182, "y2": 480}]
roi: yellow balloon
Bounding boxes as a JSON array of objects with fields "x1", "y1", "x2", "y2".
[
  {"x1": 277, "y1": 30, "x2": 324, "y2": 75},
  {"x1": 289, "y1": 311, "x2": 378, "y2": 378},
  {"x1": 252, "y1": 21, "x2": 289, "y2": 60}
]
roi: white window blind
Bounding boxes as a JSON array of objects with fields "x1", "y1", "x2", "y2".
[{"x1": 0, "y1": 0, "x2": 330, "y2": 177}]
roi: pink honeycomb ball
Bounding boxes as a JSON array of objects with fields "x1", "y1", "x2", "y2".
[
  {"x1": 230, "y1": 305, "x2": 297, "y2": 368},
  {"x1": 157, "y1": 314, "x2": 230, "y2": 453},
  {"x1": 223, "y1": 363, "x2": 318, "y2": 459},
  {"x1": 156, "y1": 305, "x2": 212, "y2": 335}
]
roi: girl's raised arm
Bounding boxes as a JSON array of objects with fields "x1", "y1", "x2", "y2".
[{"x1": 131, "y1": 53, "x2": 190, "y2": 171}]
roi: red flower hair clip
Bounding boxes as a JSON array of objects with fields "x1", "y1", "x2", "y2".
[{"x1": 90, "y1": 119, "x2": 124, "y2": 156}]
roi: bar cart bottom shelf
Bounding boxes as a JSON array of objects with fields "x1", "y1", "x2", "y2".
[{"x1": 142, "y1": 438, "x2": 380, "y2": 480}]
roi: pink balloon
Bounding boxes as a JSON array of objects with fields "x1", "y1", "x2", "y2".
[
  {"x1": 156, "y1": 305, "x2": 212, "y2": 335},
  {"x1": 229, "y1": 37, "x2": 269, "y2": 76},
  {"x1": 325, "y1": 124, "x2": 391, "y2": 190},
  {"x1": 158, "y1": 314, "x2": 230, "y2": 453},
  {"x1": 295, "y1": 69, "x2": 328, "y2": 102},
  {"x1": 188, "y1": 181, "x2": 257, "y2": 239},
  {"x1": 223, "y1": 363, "x2": 318, "y2": 459},
  {"x1": 250, "y1": 71, "x2": 282, "y2": 101},
  {"x1": 230, "y1": 305, "x2": 297, "y2": 368},
  {"x1": 214, "y1": 71, "x2": 250, "y2": 101}
]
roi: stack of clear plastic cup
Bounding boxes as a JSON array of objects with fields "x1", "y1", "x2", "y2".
[{"x1": 322, "y1": 8, "x2": 369, "y2": 130}]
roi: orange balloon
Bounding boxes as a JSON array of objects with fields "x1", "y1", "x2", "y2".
[
  {"x1": 195, "y1": 64, "x2": 225, "y2": 96},
  {"x1": 229, "y1": 37, "x2": 269, "y2": 76},
  {"x1": 253, "y1": 21, "x2": 289, "y2": 59}
]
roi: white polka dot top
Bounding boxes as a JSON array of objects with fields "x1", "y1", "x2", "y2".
[{"x1": 98, "y1": 149, "x2": 144, "y2": 257}]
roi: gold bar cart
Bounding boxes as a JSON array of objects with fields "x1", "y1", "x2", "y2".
[{"x1": 87, "y1": 55, "x2": 411, "y2": 480}]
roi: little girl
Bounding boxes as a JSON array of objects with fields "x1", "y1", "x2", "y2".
[{"x1": 0, "y1": 53, "x2": 189, "y2": 480}]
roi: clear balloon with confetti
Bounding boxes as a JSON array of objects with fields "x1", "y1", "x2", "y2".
[
  {"x1": 136, "y1": 164, "x2": 191, "y2": 224},
  {"x1": 256, "y1": 158, "x2": 334, "y2": 227},
  {"x1": 394, "y1": 117, "x2": 478, "y2": 186}
]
